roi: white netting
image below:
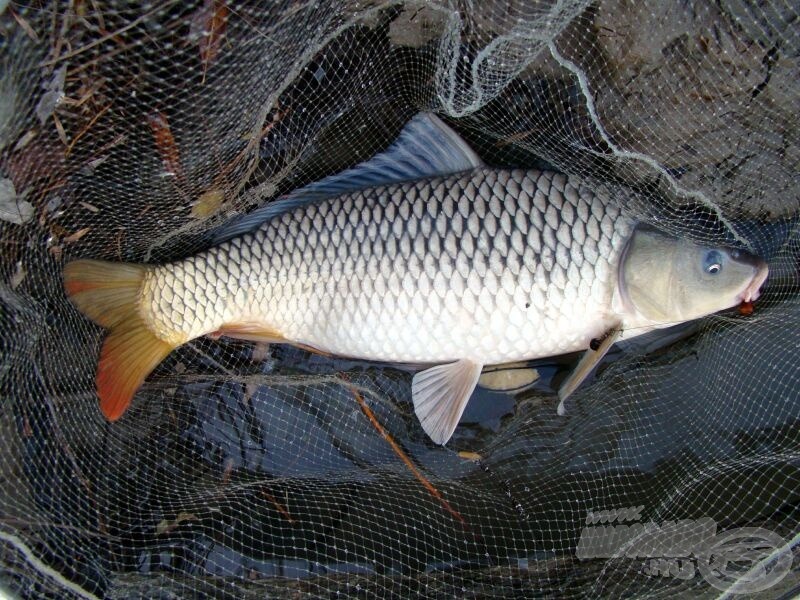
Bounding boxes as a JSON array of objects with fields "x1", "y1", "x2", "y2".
[{"x1": 0, "y1": 1, "x2": 798, "y2": 598}]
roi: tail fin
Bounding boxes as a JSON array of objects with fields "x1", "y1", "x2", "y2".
[{"x1": 63, "y1": 259, "x2": 175, "y2": 420}]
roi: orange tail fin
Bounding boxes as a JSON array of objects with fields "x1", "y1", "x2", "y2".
[{"x1": 63, "y1": 259, "x2": 175, "y2": 420}]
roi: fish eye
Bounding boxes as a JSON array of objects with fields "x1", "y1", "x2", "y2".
[{"x1": 704, "y1": 250, "x2": 723, "y2": 275}]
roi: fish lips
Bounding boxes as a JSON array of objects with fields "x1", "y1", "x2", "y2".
[{"x1": 731, "y1": 250, "x2": 769, "y2": 303}]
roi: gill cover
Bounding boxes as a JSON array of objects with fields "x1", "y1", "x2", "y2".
[{"x1": 620, "y1": 228, "x2": 768, "y2": 324}]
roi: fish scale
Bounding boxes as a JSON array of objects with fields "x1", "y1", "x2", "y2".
[{"x1": 142, "y1": 168, "x2": 635, "y2": 363}]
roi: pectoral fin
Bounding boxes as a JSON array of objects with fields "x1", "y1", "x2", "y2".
[
  {"x1": 478, "y1": 361, "x2": 540, "y2": 393},
  {"x1": 557, "y1": 323, "x2": 622, "y2": 416},
  {"x1": 412, "y1": 359, "x2": 482, "y2": 445}
]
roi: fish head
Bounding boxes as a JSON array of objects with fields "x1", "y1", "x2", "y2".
[{"x1": 619, "y1": 227, "x2": 769, "y2": 324}]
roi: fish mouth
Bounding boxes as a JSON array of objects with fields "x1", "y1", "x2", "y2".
[{"x1": 738, "y1": 259, "x2": 769, "y2": 303}]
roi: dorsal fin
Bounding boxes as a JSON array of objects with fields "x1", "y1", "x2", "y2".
[{"x1": 211, "y1": 113, "x2": 483, "y2": 244}]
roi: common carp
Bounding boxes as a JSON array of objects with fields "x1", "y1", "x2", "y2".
[{"x1": 64, "y1": 114, "x2": 769, "y2": 444}]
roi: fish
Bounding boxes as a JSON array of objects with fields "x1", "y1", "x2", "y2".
[{"x1": 63, "y1": 113, "x2": 769, "y2": 445}]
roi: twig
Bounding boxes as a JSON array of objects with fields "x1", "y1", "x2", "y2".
[
  {"x1": 199, "y1": 0, "x2": 229, "y2": 84},
  {"x1": 0, "y1": 517, "x2": 121, "y2": 541},
  {"x1": 9, "y1": 6, "x2": 40, "y2": 41},
  {"x1": 31, "y1": 372, "x2": 108, "y2": 537},
  {"x1": 186, "y1": 341, "x2": 237, "y2": 378},
  {"x1": 495, "y1": 130, "x2": 533, "y2": 148},
  {"x1": 341, "y1": 377, "x2": 467, "y2": 526},
  {"x1": 65, "y1": 104, "x2": 111, "y2": 156},
  {"x1": 260, "y1": 490, "x2": 295, "y2": 524},
  {"x1": 211, "y1": 105, "x2": 290, "y2": 189},
  {"x1": 40, "y1": 1, "x2": 180, "y2": 67},
  {"x1": 89, "y1": 0, "x2": 107, "y2": 32}
]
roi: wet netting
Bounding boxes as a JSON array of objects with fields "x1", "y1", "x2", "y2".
[{"x1": 1, "y1": 1, "x2": 799, "y2": 598}]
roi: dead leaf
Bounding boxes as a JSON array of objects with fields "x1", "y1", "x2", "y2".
[
  {"x1": 13, "y1": 130, "x2": 36, "y2": 151},
  {"x1": 74, "y1": 0, "x2": 86, "y2": 18},
  {"x1": 156, "y1": 512, "x2": 198, "y2": 535},
  {"x1": 63, "y1": 227, "x2": 91, "y2": 243},
  {"x1": 251, "y1": 342, "x2": 271, "y2": 362},
  {"x1": 245, "y1": 382, "x2": 258, "y2": 403},
  {"x1": 49, "y1": 223, "x2": 68, "y2": 238},
  {"x1": 388, "y1": 5, "x2": 448, "y2": 48},
  {"x1": 22, "y1": 417, "x2": 33, "y2": 438},
  {"x1": 10, "y1": 262, "x2": 26, "y2": 289},
  {"x1": 79, "y1": 201, "x2": 100, "y2": 213},
  {"x1": 49, "y1": 245, "x2": 63, "y2": 260},
  {"x1": 457, "y1": 451, "x2": 482, "y2": 462},
  {"x1": 221, "y1": 457, "x2": 234, "y2": 486},
  {"x1": 0, "y1": 178, "x2": 34, "y2": 225},
  {"x1": 52, "y1": 113, "x2": 68, "y2": 146},
  {"x1": 45, "y1": 195, "x2": 63, "y2": 214},
  {"x1": 192, "y1": 188, "x2": 225, "y2": 218},
  {"x1": 147, "y1": 111, "x2": 185, "y2": 184},
  {"x1": 5, "y1": 136, "x2": 65, "y2": 193},
  {"x1": 84, "y1": 155, "x2": 109, "y2": 171},
  {"x1": 198, "y1": 0, "x2": 228, "y2": 84},
  {"x1": 36, "y1": 66, "x2": 67, "y2": 126}
]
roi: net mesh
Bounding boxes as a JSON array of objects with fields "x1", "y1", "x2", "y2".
[{"x1": 1, "y1": 1, "x2": 798, "y2": 598}]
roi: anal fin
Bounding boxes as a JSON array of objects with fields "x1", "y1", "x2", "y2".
[
  {"x1": 293, "y1": 343, "x2": 334, "y2": 357},
  {"x1": 557, "y1": 323, "x2": 622, "y2": 416},
  {"x1": 412, "y1": 359, "x2": 483, "y2": 445},
  {"x1": 214, "y1": 322, "x2": 288, "y2": 344},
  {"x1": 214, "y1": 322, "x2": 333, "y2": 356}
]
